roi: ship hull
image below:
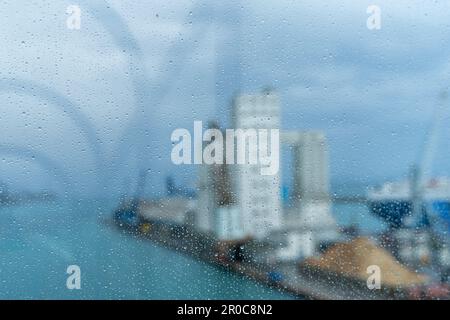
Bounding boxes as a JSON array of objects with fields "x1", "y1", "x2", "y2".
[
  {"x1": 432, "y1": 201, "x2": 450, "y2": 232},
  {"x1": 113, "y1": 206, "x2": 140, "y2": 227},
  {"x1": 369, "y1": 200, "x2": 450, "y2": 230},
  {"x1": 369, "y1": 201, "x2": 412, "y2": 228}
]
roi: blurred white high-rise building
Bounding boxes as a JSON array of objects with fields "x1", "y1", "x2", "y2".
[{"x1": 230, "y1": 89, "x2": 282, "y2": 239}]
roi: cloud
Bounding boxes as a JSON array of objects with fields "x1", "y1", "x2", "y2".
[{"x1": 1, "y1": 0, "x2": 450, "y2": 194}]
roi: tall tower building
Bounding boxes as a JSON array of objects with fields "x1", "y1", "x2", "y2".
[
  {"x1": 282, "y1": 131, "x2": 337, "y2": 231},
  {"x1": 196, "y1": 121, "x2": 234, "y2": 234},
  {"x1": 197, "y1": 164, "x2": 215, "y2": 233},
  {"x1": 231, "y1": 89, "x2": 282, "y2": 239},
  {"x1": 294, "y1": 132, "x2": 330, "y2": 202}
]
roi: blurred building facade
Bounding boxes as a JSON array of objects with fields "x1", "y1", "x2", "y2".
[
  {"x1": 230, "y1": 89, "x2": 282, "y2": 239},
  {"x1": 196, "y1": 89, "x2": 338, "y2": 255},
  {"x1": 273, "y1": 131, "x2": 338, "y2": 262},
  {"x1": 282, "y1": 131, "x2": 337, "y2": 231},
  {"x1": 197, "y1": 121, "x2": 236, "y2": 238}
]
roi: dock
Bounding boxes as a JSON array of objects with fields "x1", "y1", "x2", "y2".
[{"x1": 111, "y1": 216, "x2": 399, "y2": 300}]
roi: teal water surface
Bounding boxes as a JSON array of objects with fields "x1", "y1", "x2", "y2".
[{"x1": 0, "y1": 199, "x2": 294, "y2": 299}]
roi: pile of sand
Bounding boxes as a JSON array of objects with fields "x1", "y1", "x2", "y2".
[{"x1": 302, "y1": 237, "x2": 427, "y2": 287}]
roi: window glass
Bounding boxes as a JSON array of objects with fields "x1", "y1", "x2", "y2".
[{"x1": 1, "y1": 0, "x2": 449, "y2": 300}]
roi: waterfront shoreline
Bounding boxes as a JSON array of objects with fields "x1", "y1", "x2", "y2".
[{"x1": 110, "y1": 214, "x2": 401, "y2": 300}]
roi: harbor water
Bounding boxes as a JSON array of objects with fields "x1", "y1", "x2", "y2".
[
  {"x1": 0, "y1": 199, "x2": 386, "y2": 299},
  {"x1": 0, "y1": 199, "x2": 295, "y2": 299}
]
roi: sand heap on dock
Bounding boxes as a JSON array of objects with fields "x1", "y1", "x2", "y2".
[{"x1": 301, "y1": 237, "x2": 427, "y2": 287}]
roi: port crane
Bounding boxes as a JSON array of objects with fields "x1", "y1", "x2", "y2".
[
  {"x1": 409, "y1": 91, "x2": 447, "y2": 227},
  {"x1": 408, "y1": 91, "x2": 450, "y2": 277}
]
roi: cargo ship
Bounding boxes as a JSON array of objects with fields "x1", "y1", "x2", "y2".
[
  {"x1": 367, "y1": 177, "x2": 450, "y2": 229},
  {"x1": 113, "y1": 199, "x2": 141, "y2": 227}
]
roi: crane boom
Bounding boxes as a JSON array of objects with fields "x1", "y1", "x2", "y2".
[{"x1": 410, "y1": 91, "x2": 447, "y2": 226}]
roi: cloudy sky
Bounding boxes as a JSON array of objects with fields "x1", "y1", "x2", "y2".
[{"x1": 1, "y1": 0, "x2": 450, "y2": 197}]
